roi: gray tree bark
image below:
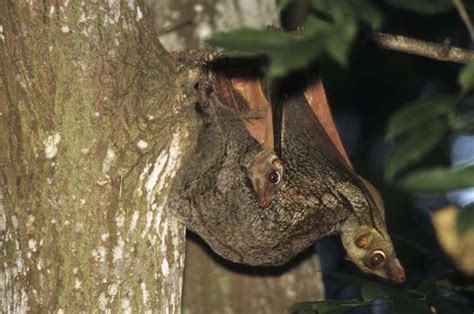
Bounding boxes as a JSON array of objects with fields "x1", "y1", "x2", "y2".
[
  {"x1": 1, "y1": 1, "x2": 199, "y2": 312},
  {"x1": 183, "y1": 237, "x2": 324, "y2": 314}
]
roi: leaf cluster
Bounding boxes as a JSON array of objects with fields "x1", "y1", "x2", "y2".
[
  {"x1": 385, "y1": 67, "x2": 474, "y2": 193},
  {"x1": 208, "y1": 0, "x2": 458, "y2": 78},
  {"x1": 289, "y1": 273, "x2": 474, "y2": 314},
  {"x1": 209, "y1": 0, "x2": 383, "y2": 77}
]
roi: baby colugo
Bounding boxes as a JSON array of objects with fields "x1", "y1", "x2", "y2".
[{"x1": 247, "y1": 150, "x2": 284, "y2": 208}]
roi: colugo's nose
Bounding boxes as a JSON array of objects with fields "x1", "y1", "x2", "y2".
[
  {"x1": 258, "y1": 198, "x2": 271, "y2": 208},
  {"x1": 389, "y1": 258, "x2": 406, "y2": 284},
  {"x1": 395, "y1": 273, "x2": 406, "y2": 284}
]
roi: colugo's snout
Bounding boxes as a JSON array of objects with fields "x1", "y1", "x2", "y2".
[{"x1": 388, "y1": 258, "x2": 406, "y2": 284}]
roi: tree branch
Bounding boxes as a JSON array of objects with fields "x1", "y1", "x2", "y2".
[{"x1": 369, "y1": 32, "x2": 473, "y2": 64}]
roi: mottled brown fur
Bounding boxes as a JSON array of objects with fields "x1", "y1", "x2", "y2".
[{"x1": 168, "y1": 84, "x2": 404, "y2": 282}]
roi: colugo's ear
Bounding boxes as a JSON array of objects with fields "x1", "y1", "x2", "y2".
[
  {"x1": 355, "y1": 234, "x2": 370, "y2": 248},
  {"x1": 272, "y1": 158, "x2": 283, "y2": 169},
  {"x1": 357, "y1": 176, "x2": 385, "y2": 215},
  {"x1": 340, "y1": 217, "x2": 372, "y2": 250}
]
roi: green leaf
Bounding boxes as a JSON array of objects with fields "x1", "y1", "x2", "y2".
[
  {"x1": 310, "y1": 0, "x2": 382, "y2": 29},
  {"x1": 325, "y1": 20, "x2": 357, "y2": 65},
  {"x1": 277, "y1": 0, "x2": 294, "y2": 10},
  {"x1": 302, "y1": 16, "x2": 357, "y2": 66},
  {"x1": 455, "y1": 114, "x2": 474, "y2": 132},
  {"x1": 288, "y1": 300, "x2": 366, "y2": 314},
  {"x1": 463, "y1": 285, "x2": 474, "y2": 292},
  {"x1": 427, "y1": 295, "x2": 473, "y2": 314},
  {"x1": 398, "y1": 165, "x2": 474, "y2": 193},
  {"x1": 207, "y1": 27, "x2": 308, "y2": 77},
  {"x1": 383, "y1": 0, "x2": 452, "y2": 15},
  {"x1": 361, "y1": 283, "x2": 391, "y2": 302},
  {"x1": 456, "y1": 203, "x2": 474, "y2": 235},
  {"x1": 434, "y1": 279, "x2": 457, "y2": 290},
  {"x1": 393, "y1": 298, "x2": 431, "y2": 314},
  {"x1": 325, "y1": 272, "x2": 421, "y2": 299},
  {"x1": 459, "y1": 58, "x2": 474, "y2": 92},
  {"x1": 385, "y1": 119, "x2": 449, "y2": 180},
  {"x1": 373, "y1": 285, "x2": 423, "y2": 300},
  {"x1": 208, "y1": 19, "x2": 353, "y2": 77},
  {"x1": 209, "y1": 0, "x2": 382, "y2": 77},
  {"x1": 386, "y1": 96, "x2": 456, "y2": 140}
]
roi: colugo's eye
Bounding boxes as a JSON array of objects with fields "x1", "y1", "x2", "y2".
[
  {"x1": 267, "y1": 171, "x2": 280, "y2": 184},
  {"x1": 368, "y1": 250, "x2": 386, "y2": 268}
]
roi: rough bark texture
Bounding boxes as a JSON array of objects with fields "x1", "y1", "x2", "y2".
[
  {"x1": 1, "y1": 1, "x2": 200, "y2": 312},
  {"x1": 183, "y1": 234, "x2": 324, "y2": 314}
]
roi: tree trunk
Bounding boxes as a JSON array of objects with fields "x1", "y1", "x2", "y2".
[
  {"x1": 1, "y1": 1, "x2": 199, "y2": 312},
  {"x1": 183, "y1": 235, "x2": 324, "y2": 314}
]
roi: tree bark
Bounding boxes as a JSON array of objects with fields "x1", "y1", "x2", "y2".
[
  {"x1": 1, "y1": 1, "x2": 199, "y2": 312},
  {"x1": 183, "y1": 234, "x2": 324, "y2": 314}
]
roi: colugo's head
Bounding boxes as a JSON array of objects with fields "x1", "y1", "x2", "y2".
[
  {"x1": 340, "y1": 217, "x2": 405, "y2": 284},
  {"x1": 338, "y1": 176, "x2": 406, "y2": 283},
  {"x1": 247, "y1": 150, "x2": 284, "y2": 208}
]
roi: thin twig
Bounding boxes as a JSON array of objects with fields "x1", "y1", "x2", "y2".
[
  {"x1": 369, "y1": 32, "x2": 473, "y2": 64},
  {"x1": 451, "y1": 0, "x2": 474, "y2": 40}
]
